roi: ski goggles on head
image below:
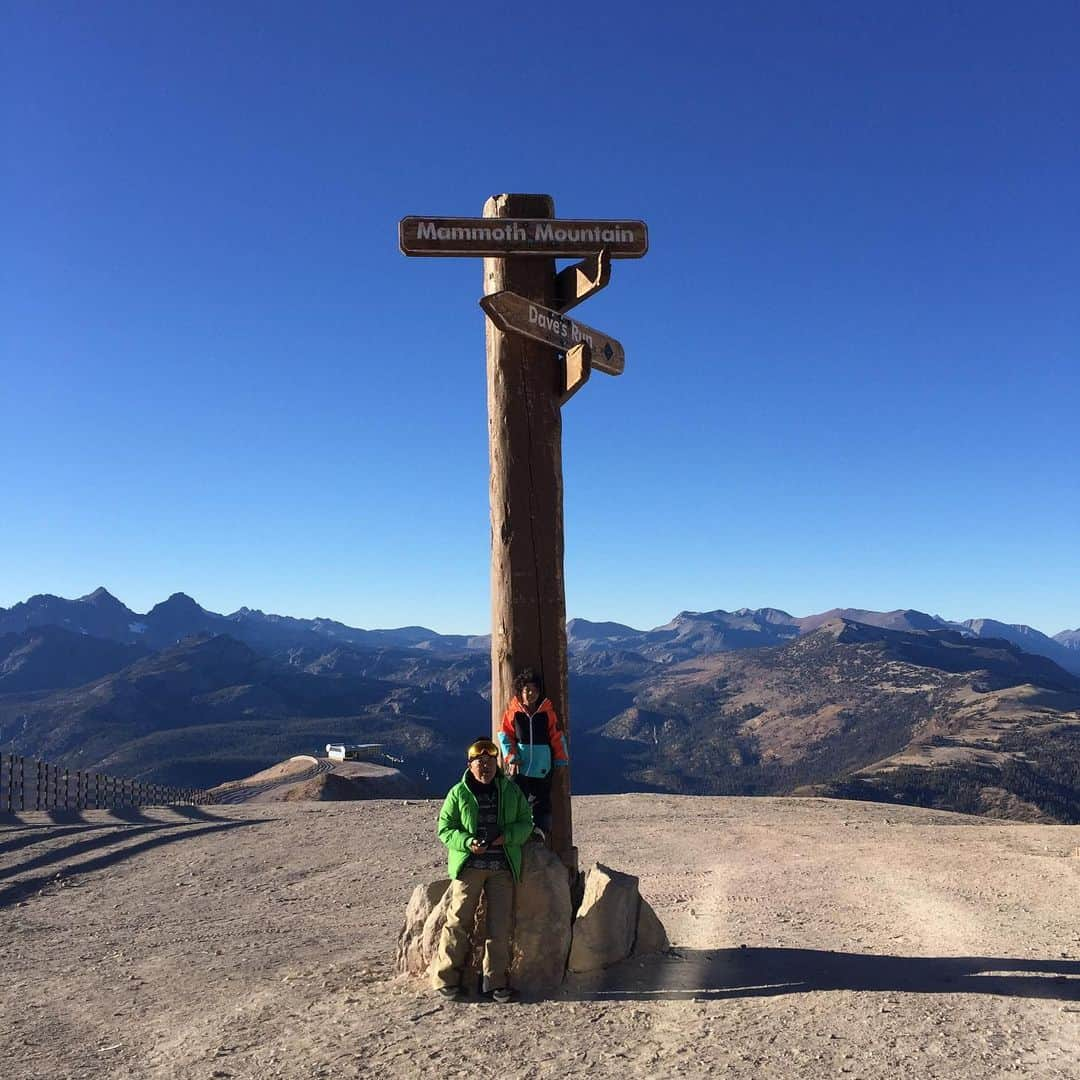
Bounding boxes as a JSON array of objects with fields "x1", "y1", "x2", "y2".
[{"x1": 467, "y1": 739, "x2": 499, "y2": 761}]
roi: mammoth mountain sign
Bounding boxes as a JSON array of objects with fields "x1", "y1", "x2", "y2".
[{"x1": 399, "y1": 216, "x2": 648, "y2": 258}]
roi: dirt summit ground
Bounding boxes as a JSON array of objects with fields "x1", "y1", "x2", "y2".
[{"x1": 2, "y1": 795, "x2": 1079, "y2": 1080}]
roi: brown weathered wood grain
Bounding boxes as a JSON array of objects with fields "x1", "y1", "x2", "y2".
[{"x1": 483, "y1": 193, "x2": 575, "y2": 868}]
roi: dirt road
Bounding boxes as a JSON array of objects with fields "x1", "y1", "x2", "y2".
[{"x1": 2, "y1": 796, "x2": 1077, "y2": 1078}]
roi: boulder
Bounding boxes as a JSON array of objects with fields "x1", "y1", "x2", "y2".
[
  {"x1": 567, "y1": 863, "x2": 640, "y2": 973},
  {"x1": 510, "y1": 842, "x2": 573, "y2": 994},
  {"x1": 398, "y1": 852, "x2": 666, "y2": 989},
  {"x1": 395, "y1": 842, "x2": 572, "y2": 995},
  {"x1": 419, "y1": 887, "x2": 454, "y2": 970},
  {"x1": 634, "y1": 896, "x2": 668, "y2": 955},
  {"x1": 397, "y1": 879, "x2": 449, "y2": 976}
]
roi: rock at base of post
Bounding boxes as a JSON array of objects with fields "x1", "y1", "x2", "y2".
[
  {"x1": 396, "y1": 849, "x2": 668, "y2": 995},
  {"x1": 567, "y1": 862, "x2": 669, "y2": 973}
]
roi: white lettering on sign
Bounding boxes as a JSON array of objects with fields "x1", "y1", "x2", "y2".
[
  {"x1": 412, "y1": 220, "x2": 638, "y2": 247},
  {"x1": 528, "y1": 304, "x2": 594, "y2": 348},
  {"x1": 533, "y1": 223, "x2": 635, "y2": 244},
  {"x1": 416, "y1": 221, "x2": 529, "y2": 243}
]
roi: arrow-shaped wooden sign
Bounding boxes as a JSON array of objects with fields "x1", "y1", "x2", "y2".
[{"x1": 479, "y1": 291, "x2": 625, "y2": 376}]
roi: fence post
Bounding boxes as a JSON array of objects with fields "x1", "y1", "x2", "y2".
[{"x1": 0, "y1": 755, "x2": 208, "y2": 812}]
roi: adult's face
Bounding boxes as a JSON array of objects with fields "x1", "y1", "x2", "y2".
[
  {"x1": 521, "y1": 682, "x2": 541, "y2": 709},
  {"x1": 469, "y1": 753, "x2": 498, "y2": 783}
]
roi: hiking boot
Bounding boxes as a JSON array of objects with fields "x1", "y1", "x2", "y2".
[
  {"x1": 489, "y1": 987, "x2": 518, "y2": 1004},
  {"x1": 435, "y1": 985, "x2": 465, "y2": 1001}
]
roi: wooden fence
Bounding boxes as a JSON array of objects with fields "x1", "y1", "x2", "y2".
[{"x1": 0, "y1": 753, "x2": 214, "y2": 812}]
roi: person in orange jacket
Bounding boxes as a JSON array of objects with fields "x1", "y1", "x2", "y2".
[{"x1": 496, "y1": 667, "x2": 569, "y2": 836}]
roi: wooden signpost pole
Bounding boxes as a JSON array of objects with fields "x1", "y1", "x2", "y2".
[
  {"x1": 401, "y1": 195, "x2": 647, "y2": 873},
  {"x1": 482, "y1": 193, "x2": 576, "y2": 870}
]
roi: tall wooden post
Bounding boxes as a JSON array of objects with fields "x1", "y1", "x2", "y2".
[{"x1": 483, "y1": 193, "x2": 575, "y2": 870}]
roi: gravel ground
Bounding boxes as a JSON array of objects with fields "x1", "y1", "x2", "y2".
[{"x1": 2, "y1": 795, "x2": 1078, "y2": 1079}]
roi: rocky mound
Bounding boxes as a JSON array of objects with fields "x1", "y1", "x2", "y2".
[{"x1": 279, "y1": 766, "x2": 419, "y2": 801}]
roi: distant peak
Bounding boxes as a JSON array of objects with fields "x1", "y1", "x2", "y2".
[
  {"x1": 79, "y1": 587, "x2": 121, "y2": 606},
  {"x1": 163, "y1": 592, "x2": 200, "y2": 607},
  {"x1": 672, "y1": 610, "x2": 702, "y2": 622},
  {"x1": 147, "y1": 592, "x2": 207, "y2": 618}
]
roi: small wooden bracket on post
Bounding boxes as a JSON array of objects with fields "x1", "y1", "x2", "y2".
[
  {"x1": 554, "y1": 250, "x2": 611, "y2": 314},
  {"x1": 560, "y1": 342, "x2": 592, "y2": 406}
]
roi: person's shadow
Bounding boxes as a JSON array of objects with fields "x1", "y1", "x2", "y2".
[{"x1": 562, "y1": 947, "x2": 1080, "y2": 1002}]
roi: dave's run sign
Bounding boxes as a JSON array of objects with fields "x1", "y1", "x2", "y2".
[
  {"x1": 399, "y1": 216, "x2": 648, "y2": 258},
  {"x1": 479, "y1": 291, "x2": 625, "y2": 375}
]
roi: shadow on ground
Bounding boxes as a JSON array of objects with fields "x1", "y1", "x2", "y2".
[
  {"x1": 0, "y1": 807, "x2": 236, "y2": 857},
  {"x1": 562, "y1": 947, "x2": 1080, "y2": 1002},
  {"x1": 0, "y1": 815, "x2": 269, "y2": 907}
]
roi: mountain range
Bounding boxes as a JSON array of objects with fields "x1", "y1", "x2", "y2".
[
  {"x1": 3, "y1": 588, "x2": 1078, "y2": 672},
  {"x1": 0, "y1": 587, "x2": 488, "y2": 655},
  {"x1": 1, "y1": 588, "x2": 1078, "y2": 822}
]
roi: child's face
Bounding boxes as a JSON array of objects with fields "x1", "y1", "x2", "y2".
[{"x1": 521, "y1": 682, "x2": 541, "y2": 708}]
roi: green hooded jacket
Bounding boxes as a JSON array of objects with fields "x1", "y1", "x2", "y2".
[{"x1": 437, "y1": 770, "x2": 534, "y2": 881}]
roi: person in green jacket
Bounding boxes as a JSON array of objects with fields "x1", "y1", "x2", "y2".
[{"x1": 432, "y1": 735, "x2": 534, "y2": 1003}]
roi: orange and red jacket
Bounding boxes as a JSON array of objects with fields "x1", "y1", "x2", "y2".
[{"x1": 497, "y1": 696, "x2": 569, "y2": 779}]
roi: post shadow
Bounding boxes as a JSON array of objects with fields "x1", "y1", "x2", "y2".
[
  {"x1": 0, "y1": 820, "x2": 192, "y2": 882},
  {"x1": 161, "y1": 804, "x2": 226, "y2": 822},
  {"x1": 0, "y1": 819, "x2": 143, "y2": 858},
  {"x1": 0, "y1": 817, "x2": 267, "y2": 907},
  {"x1": 106, "y1": 806, "x2": 157, "y2": 824},
  {"x1": 561, "y1": 947, "x2": 1080, "y2": 1004}
]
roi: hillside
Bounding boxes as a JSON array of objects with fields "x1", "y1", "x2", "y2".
[
  {"x1": 571, "y1": 620, "x2": 1080, "y2": 821},
  {"x1": 0, "y1": 625, "x2": 149, "y2": 693},
  {"x1": 0, "y1": 634, "x2": 486, "y2": 790},
  {"x1": 1, "y1": 797, "x2": 1077, "y2": 1079},
  {"x1": 2, "y1": 589, "x2": 1079, "y2": 821}
]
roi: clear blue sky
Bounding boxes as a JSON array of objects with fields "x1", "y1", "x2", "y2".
[{"x1": 2, "y1": 2, "x2": 1078, "y2": 636}]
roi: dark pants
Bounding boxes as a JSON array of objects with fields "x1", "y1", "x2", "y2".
[{"x1": 514, "y1": 773, "x2": 551, "y2": 834}]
